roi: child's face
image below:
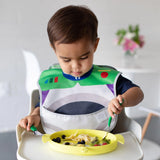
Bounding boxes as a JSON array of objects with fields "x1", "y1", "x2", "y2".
[{"x1": 54, "y1": 38, "x2": 99, "y2": 77}]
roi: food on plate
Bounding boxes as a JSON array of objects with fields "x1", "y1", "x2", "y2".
[{"x1": 52, "y1": 131, "x2": 110, "y2": 147}]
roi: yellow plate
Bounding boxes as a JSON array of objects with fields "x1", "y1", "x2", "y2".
[{"x1": 42, "y1": 129, "x2": 124, "y2": 156}]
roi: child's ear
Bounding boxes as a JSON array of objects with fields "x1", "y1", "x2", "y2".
[{"x1": 94, "y1": 38, "x2": 100, "y2": 52}]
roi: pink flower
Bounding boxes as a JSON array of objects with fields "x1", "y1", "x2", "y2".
[{"x1": 123, "y1": 38, "x2": 139, "y2": 53}]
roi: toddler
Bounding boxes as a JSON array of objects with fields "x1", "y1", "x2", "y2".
[{"x1": 19, "y1": 5, "x2": 144, "y2": 133}]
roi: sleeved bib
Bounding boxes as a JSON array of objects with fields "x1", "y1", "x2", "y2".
[{"x1": 38, "y1": 64, "x2": 121, "y2": 134}]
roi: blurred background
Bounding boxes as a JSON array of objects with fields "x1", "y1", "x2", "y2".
[{"x1": 0, "y1": 0, "x2": 160, "y2": 159}]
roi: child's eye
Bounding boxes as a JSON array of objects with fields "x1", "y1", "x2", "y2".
[
  {"x1": 63, "y1": 59, "x2": 71, "y2": 62},
  {"x1": 80, "y1": 56, "x2": 88, "y2": 60}
]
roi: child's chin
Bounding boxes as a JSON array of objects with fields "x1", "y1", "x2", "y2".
[
  {"x1": 71, "y1": 72, "x2": 83, "y2": 77},
  {"x1": 73, "y1": 75, "x2": 81, "y2": 77}
]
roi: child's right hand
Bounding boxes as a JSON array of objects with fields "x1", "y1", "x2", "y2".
[{"x1": 19, "y1": 114, "x2": 40, "y2": 131}]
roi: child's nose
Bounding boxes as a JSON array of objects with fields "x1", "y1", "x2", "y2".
[{"x1": 72, "y1": 60, "x2": 81, "y2": 70}]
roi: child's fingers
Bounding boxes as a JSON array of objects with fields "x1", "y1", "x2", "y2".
[
  {"x1": 108, "y1": 107, "x2": 115, "y2": 118},
  {"x1": 19, "y1": 118, "x2": 28, "y2": 129},
  {"x1": 112, "y1": 96, "x2": 123, "y2": 112},
  {"x1": 117, "y1": 95, "x2": 124, "y2": 106},
  {"x1": 27, "y1": 117, "x2": 34, "y2": 131},
  {"x1": 112, "y1": 100, "x2": 123, "y2": 113},
  {"x1": 108, "y1": 103, "x2": 120, "y2": 116}
]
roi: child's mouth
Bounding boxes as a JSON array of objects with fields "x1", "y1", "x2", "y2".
[{"x1": 72, "y1": 72, "x2": 82, "y2": 76}]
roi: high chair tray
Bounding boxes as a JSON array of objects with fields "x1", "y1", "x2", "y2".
[{"x1": 17, "y1": 131, "x2": 143, "y2": 160}]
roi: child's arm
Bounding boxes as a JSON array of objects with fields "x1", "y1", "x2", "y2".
[
  {"x1": 18, "y1": 107, "x2": 40, "y2": 131},
  {"x1": 108, "y1": 87, "x2": 144, "y2": 118}
]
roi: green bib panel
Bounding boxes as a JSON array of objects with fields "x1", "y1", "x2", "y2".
[{"x1": 39, "y1": 64, "x2": 120, "y2": 91}]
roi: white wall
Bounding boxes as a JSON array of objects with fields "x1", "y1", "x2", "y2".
[{"x1": 1, "y1": 0, "x2": 160, "y2": 131}]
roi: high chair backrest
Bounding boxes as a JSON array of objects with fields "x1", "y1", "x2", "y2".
[
  {"x1": 23, "y1": 50, "x2": 41, "y2": 96},
  {"x1": 30, "y1": 89, "x2": 142, "y2": 143}
]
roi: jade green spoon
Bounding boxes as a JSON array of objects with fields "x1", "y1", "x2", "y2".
[{"x1": 30, "y1": 125, "x2": 42, "y2": 135}]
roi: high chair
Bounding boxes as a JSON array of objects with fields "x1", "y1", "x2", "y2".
[{"x1": 16, "y1": 89, "x2": 143, "y2": 160}]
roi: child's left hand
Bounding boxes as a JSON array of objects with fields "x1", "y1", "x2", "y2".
[{"x1": 108, "y1": 95, "x2": 124, "y2": 118}]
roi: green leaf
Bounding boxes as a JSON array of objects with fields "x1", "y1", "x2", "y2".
[
  {"x1": 118, "y1": 36, "x2": 124, "y2": 45},
  {"x1": 129, "y1": 25, "x2": 133, "y2": 32}
]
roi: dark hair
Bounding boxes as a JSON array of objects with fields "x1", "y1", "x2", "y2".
[{"x1": 47, "y1": 5, "x2": 98, "y2": 49}]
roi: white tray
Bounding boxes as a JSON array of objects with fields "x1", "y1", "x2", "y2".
[{"x1": 17, "y1": 131, "x2": 143, "y2": 160}]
